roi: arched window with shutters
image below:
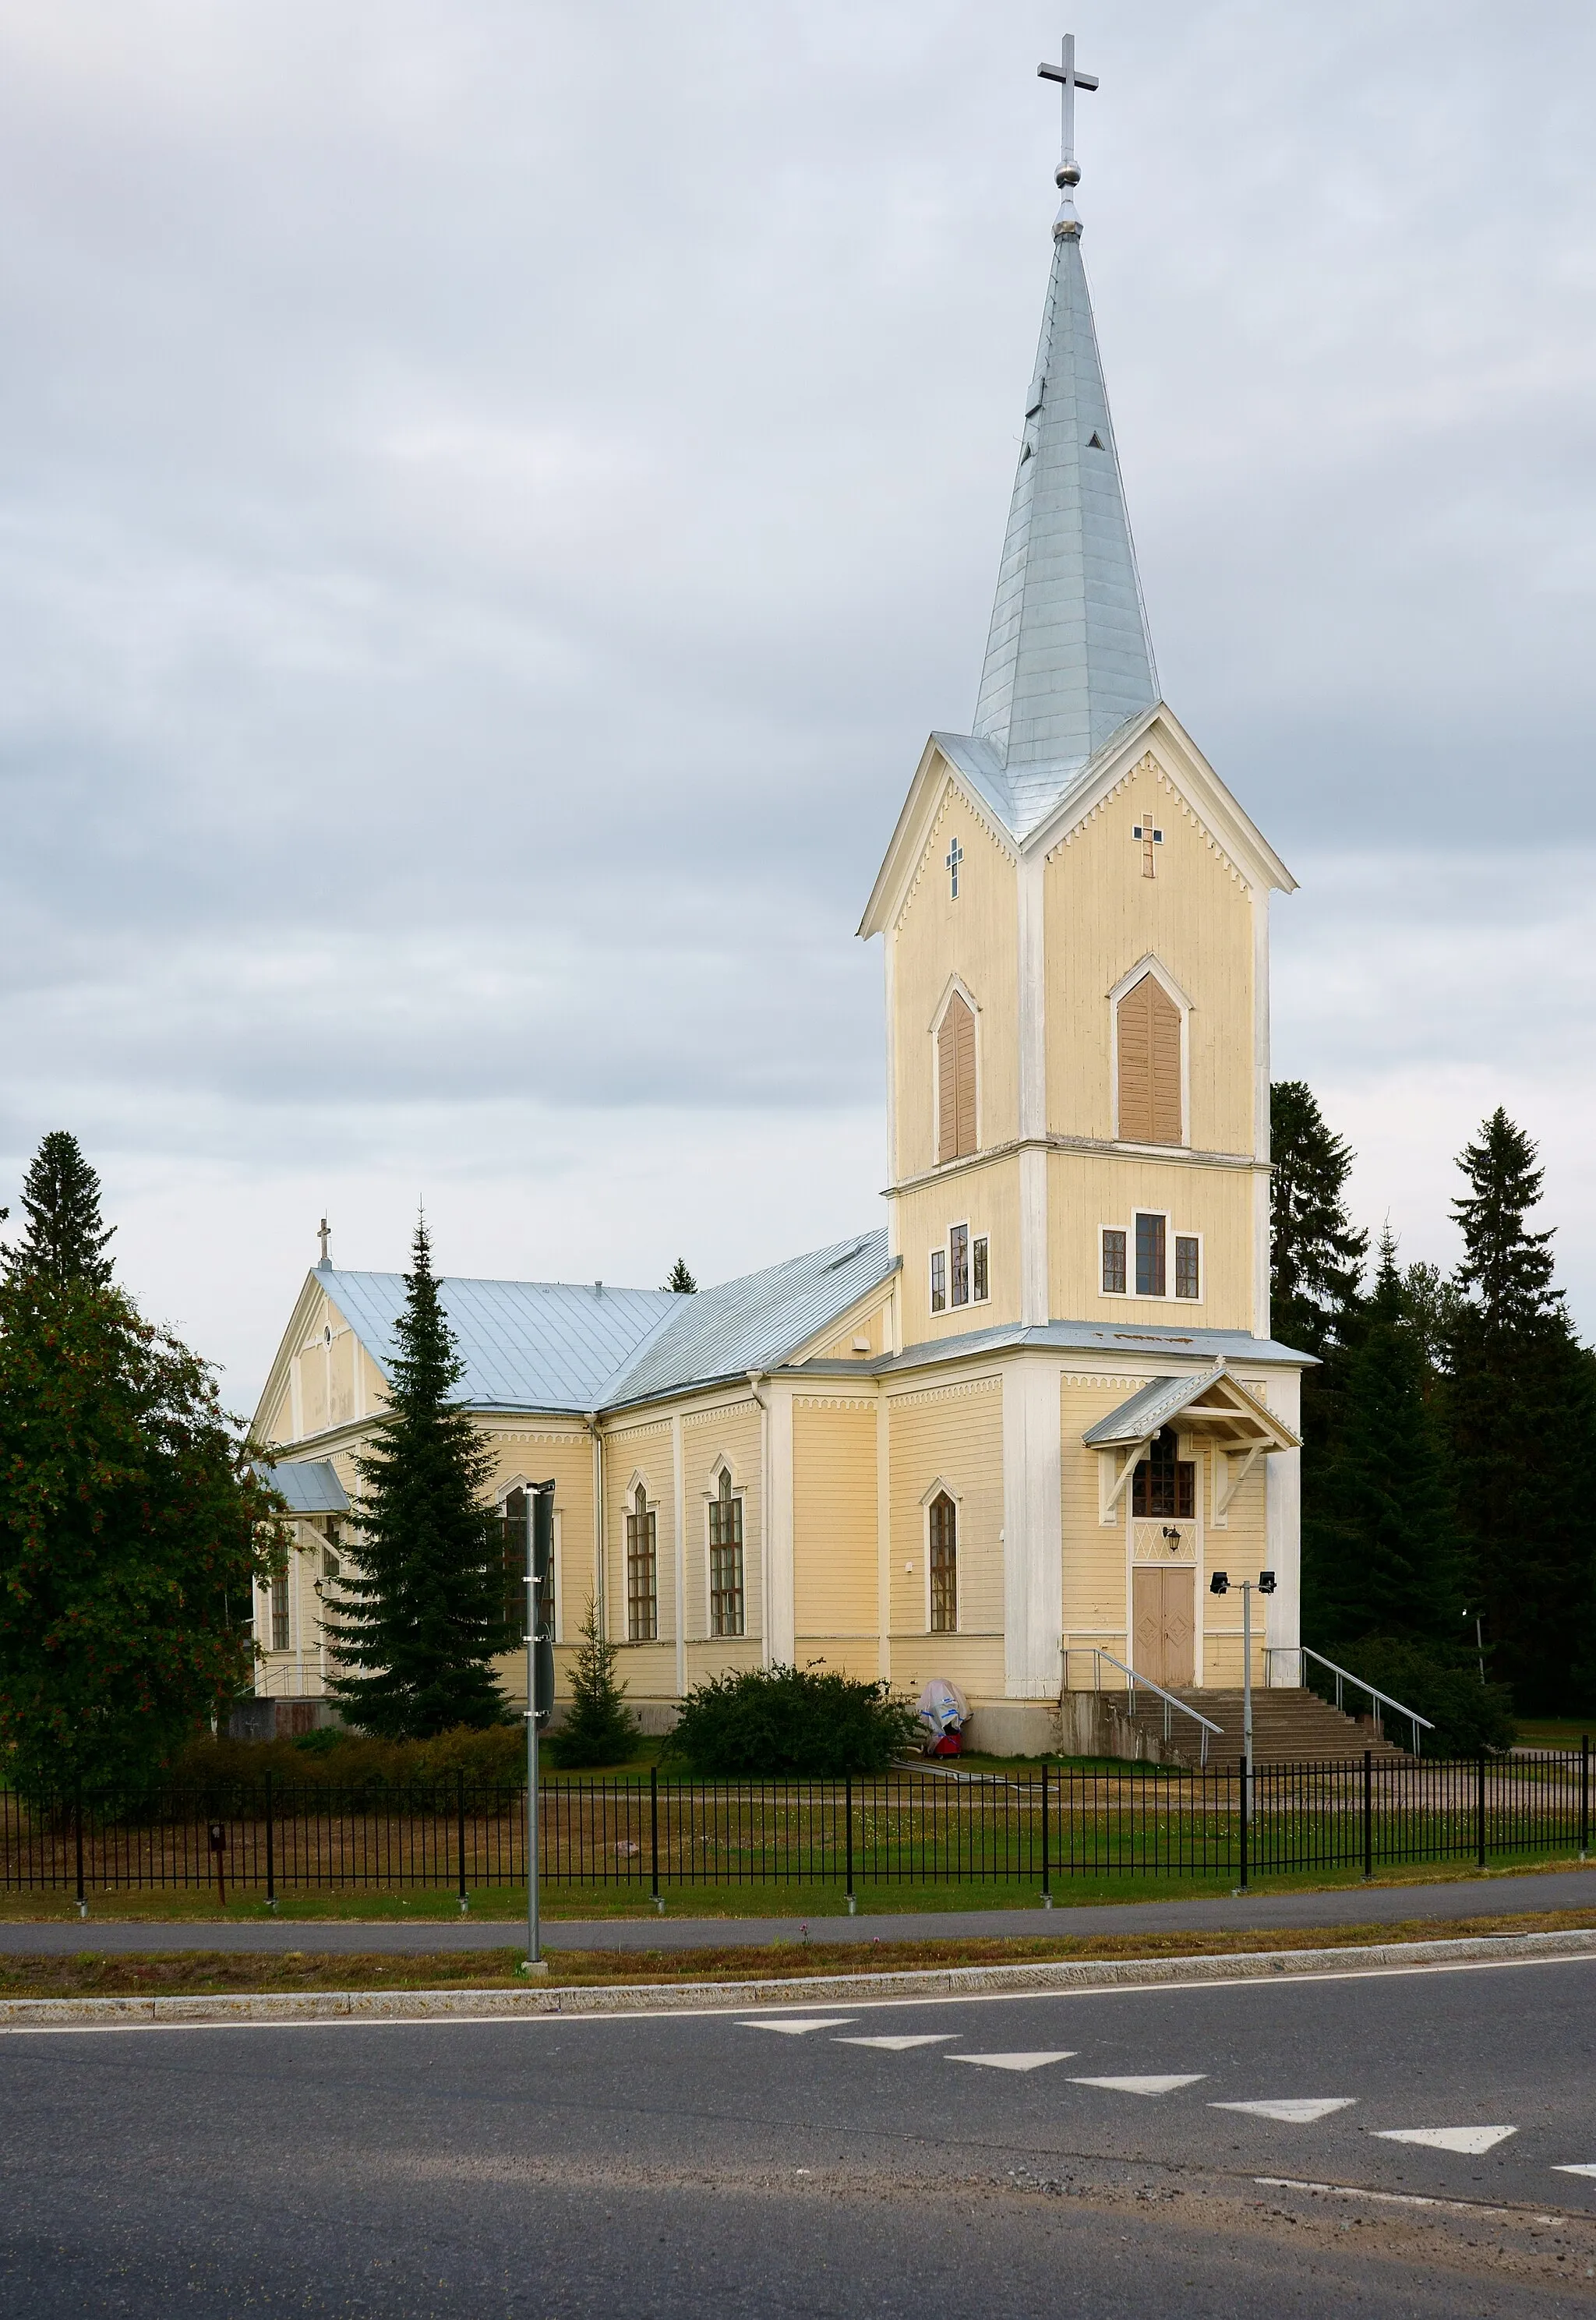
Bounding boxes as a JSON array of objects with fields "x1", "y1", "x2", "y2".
[
  {"x1": 1115, "y1": 969, "x2": 1183, "y2": 1146},
  {"x1": 935, "y1": 989, "x2": 978, "y2": 1164}
]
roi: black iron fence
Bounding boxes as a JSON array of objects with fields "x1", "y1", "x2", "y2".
[{"x1": 2, "y1": 1746, "x2": 1589, "y2": 1904}]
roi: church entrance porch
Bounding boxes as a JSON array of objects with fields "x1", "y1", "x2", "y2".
[{"x1": 1132, "y1": 1565, "x2": 1195, "y2": 1690}]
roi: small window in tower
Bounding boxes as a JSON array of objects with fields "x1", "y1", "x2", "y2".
[
  {"x1": 972, "y1": 1235, "x2": 989, "y2": 1303},
  {"x1": 1135, "y1": 1212, "x2": 1166, "y2": 1298},
  {"x1": 1102, "y1": 1227, "x2": 1127, "y2": 1296},
  {"x1": 930, "y1": 1248, "x2": 946, "y2": 1314},
  {"x1": 949, "y1": 1223, "x2": 970, "y2": 1308},
  {"x1": 1087, "y1": 430, "x2": 1105, "y2": 449},
  {"x1": 1175, "y1": 1235, "x2": 1200, "y2": 1301}
]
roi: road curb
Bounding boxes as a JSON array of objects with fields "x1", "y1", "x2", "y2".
[{"x1": 3, "y1": 1927, "x2": 1595, "y2": 2029}]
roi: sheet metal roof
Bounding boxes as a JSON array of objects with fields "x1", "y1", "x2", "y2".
[
  {"x1": 1081, "y1": 1371, "x2": 1225, "y2": 1447},
  {"x1": 255, "y1": 1457, "x2": 349, "y2": 1515},
  {"x1": 318, "y1": 1269, "x2": 679, "y2": 1414},
  {"x1": 967, "y1": 214, "x2": 1157, "y2": 800},
  {"x1": 861, "y1": 1319, "x2": 1315, "y2": 1379},
  {"x1": 314, "y1": 1234, "x2": 894, "y2": 1418},
  {"x1": 605, "y1": 1231, "x2": 894, "y2": 1406}
]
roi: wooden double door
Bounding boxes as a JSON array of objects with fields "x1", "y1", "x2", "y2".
[{"x1": 1132, "y1": 1566, "x2": 1195, "y2": 1689}]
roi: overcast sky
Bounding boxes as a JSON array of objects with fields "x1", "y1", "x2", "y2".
[{"x1": 2, "y1": 0, "x2": 1594, "y2": 1408}]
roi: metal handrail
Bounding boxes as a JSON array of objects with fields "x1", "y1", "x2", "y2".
[
  {"x1": 1086, "y1": 1646, "x2": 1223, "y2": 1767},
  {"x1": 1266, "y1": 1645, "x2": 1434, "y2": 1757}
]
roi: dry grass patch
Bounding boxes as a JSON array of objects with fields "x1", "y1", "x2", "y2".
[{"x1": 2, "y1": 1906, "x2": 1593, "y2": 2000}]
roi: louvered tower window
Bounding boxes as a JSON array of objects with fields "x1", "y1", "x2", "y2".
[
  {"x1": 1117, "y1": 973, "x2": 1181, "y2": 1145},
  {"x1": 937, "y1": 993, "x2": 977, "y2": 1164}
]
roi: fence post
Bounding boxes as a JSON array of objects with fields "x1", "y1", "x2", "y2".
[
  {"x1": 74, "y1": 1781, "x2": 86, "y2": 1919},
  {"x1": 1477, "y1": 1752, "x2": 1487, "y2": 1871},
  {"x1": 845, "y1": 1774, "x2": 855, "y2": 1915},
  {"x1": 1040, "y1": 1760, "x2": 1051, "y2": 1907},
  {"x1": 1237, "y1": 1758, "x2": 1248, "y2": 1893},
  {"x1": 265, "y1": 1771, "x2": 275, "y2": 1912},
  {"x1": 457, "y1": 1768, "x2": 468, "y2": 1914},
  {"x1": 1582, "y1": 1736, "x2": 1589, "y2": 1861},
  {"x1": 650, "y1": 1765, "x2": 662, "y2": 1913},
  {"x1": 1362, "y1": 1749, "x2": 1373, "y2": 1881}
]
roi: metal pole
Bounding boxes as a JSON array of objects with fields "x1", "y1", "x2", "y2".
[
  {"x1": 526, "y1": 1496, "x2": 539, "y2": 1968},
  {"x1": 74, "y1": 1782, "x2": 86, "y2": 1919},
  {"x1": 1362, "y1": 1748, "x2": 1373, "y2": 1880},
  {"x1": 1237, "y1": 1757, "x2": 1248, "y2": 1892},
  {"x1": 1582, "y1": 1736, "x2": 1589, "y2": 1860},
  {"x1": 650, "y1": 1764, "x2": 661, "y2": 1911},
  {"x1": 265, "y1": 1771, "x2": 275, "y2": 1912},
  {"x1": 845, "y1": 1773, "x2": 855, "y2": 1915},
  {"x1": 457, "y1": 1767, "x2": 468, "y2": 1914},
  {"x1": 1040, "y1": 1759, "x2": 1051, "y2": 1907},
  {"x1": 1477, "y1": 1751, "x2": 1487, "y2": 1871},
  {"x1": 1241, "y1": 1582, "x2": 1253, "y2": 1781}
]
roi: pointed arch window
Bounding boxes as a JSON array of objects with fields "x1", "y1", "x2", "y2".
[
  {"x1": 709, "y1": 1468, "x2": 744, "y2": 1638},
  {"x1": 625, "y1": 1484, "x2": 658, "y2": 1642},
  {"x1": 928, "y1": 1493, "x2": 958, "y2": 1633},
  {"x1": 937, "y1": 991, "x2": 977, "y2": 1164},
  {"x1": 1117, "y1": 972, "x2": 1182, "y2": 1146}
]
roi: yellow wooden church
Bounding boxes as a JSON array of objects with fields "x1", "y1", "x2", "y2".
[{"x1": 251, "y1": 61, "x2": 1309, "y2": 1754}]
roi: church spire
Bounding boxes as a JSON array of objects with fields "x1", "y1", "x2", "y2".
[{"x1": 972, "y1": 38, "x2": 1158, "y2": 775}]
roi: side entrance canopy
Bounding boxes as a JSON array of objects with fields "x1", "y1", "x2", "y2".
[{"x1": 1082, "y1": 1361, "x2": 1299, "y2": 1520}]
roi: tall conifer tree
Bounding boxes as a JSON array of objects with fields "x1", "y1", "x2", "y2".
[
  {"x1": 5, "y1": 1131, "x2": 115, "y2": 1287},
  {"x1": 1269, "y1": 1082, "x2": 1369, "y2": 1643},
  {"x1": 1445, "y1": 1111, "x2": 1596, "y2": 1711},
  {"x1": 327, "y1": 1220, "x2": 515, "y2": 1737},
  {"x1": 1333, "y1": 1230, "x2": 1462, "y2": 1646}
]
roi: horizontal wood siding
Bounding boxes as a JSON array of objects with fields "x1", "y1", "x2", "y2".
[
  {"x1": 888, "y1": 1376, "x2": 1004, "y2": 1699},
  {"x1": 793, "y1": 1399, "x2": 879, "y2": 1654}
]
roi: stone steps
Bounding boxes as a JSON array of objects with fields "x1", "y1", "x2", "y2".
[{"x1": 1118, "y1": 1685, "x2": 1414, "y2": 1768}]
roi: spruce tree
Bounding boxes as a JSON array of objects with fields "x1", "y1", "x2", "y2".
[
  {"x1": 327, "y1": 1220, "x2": 515, "y2": 1737},
  {"x1": 1333, "y1": 1231, "x2": 1463, "y2": 1647},
  {"x1": 1269, "y1": 1082, "x2": 1369, "y2": 1644},
  {"x1": 1445, "y1": 1111, "x2": 1596, "y2": 1711},
  {"x1": 662, "y1": 1259, "x2": 697, "y2": 1294},
  {"x1": 547, "y1": 1601, "x2": 638, "y2": 1767},
  {"x1": 5, "y1": 1131, "x2": 115, "y2": 1287},
  {"x1": 0, "y1": 1273, "x2": 268, "y2": 1796}
]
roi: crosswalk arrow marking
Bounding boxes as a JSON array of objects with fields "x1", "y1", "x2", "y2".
[
  {"x1": 1554, "y1": 2164, "x2": 1596, "y2": 2178},
  {"x1": 836, "y1": 2035, "x2": 957, "y2": 2051},
  {"x1": 1372, "y1": 2126, "x2": 1517, "y2": 2154},
  {"x1": 1211, "y1": 2099, "x2": 1358, "y2": 2124},
  {"x1": 739, "y1": 2018, "x2": 857, "y2": 2036},
  {"x1": 947, "y1": 2051, "x2": 1077, "y2": 2073},
  {"x1": 1071, "y1": 2075, "x2": 1206, "y2": 2097}
]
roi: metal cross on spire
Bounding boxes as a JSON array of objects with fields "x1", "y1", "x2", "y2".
[{"x1": 1037, "y1": 34, "x2": 1097, "y2": 168}]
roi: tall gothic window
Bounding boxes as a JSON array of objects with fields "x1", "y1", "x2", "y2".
[
  {"x1": 928, "y1": 1493, "x2": 958, "y2": 1633},
  {"x1": 626, "y1": 1484, "x2": 658, "y2": 1643},
  {"x1": 270, "y1": 1570, "x2": 290, "y2": 1652},
  {"x1": 1132, "y1": 1426, "x2": 1195, "y2": 1520},
  {"x1": 709, "y1": 1468, "x2": 744, "y2": 1638},
  {"x1": 937, "y1": 992, "x2": 977, "y2": 1164}
]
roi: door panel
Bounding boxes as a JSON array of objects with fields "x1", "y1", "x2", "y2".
[{"x1": 1132, "y1": 1566, "x2": 1195, "y2": 1688}]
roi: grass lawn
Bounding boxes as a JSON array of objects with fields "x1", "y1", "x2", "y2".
[
  {"x1": 0, "y1": 1845, "x2": 1591, "y2": 1924},
  {"x1": 3, "y1": 1904, "x2": 1594, "y2": 2000}
]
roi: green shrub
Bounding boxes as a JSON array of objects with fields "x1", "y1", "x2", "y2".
[
  {"x1": 662, "y1": 1665, "x2": 920, "y2": 1778},
  {"x1": 168, "y1": 1722, "x2": 527, "y2": 1809},
  {"x1": 1317, "y1": 1637, "x2": 1517, "y2": 1758},
  {"x1": 546, "y1": 1602, "x2": 638, "y2": 1769}
]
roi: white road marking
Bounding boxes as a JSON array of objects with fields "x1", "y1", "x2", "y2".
[
  {"x1": 1071, "y1": 2074, "x2": 1206, "y2": 2096},
  {"x1": 1553, "y1": 2164, "x2": 1596, "y2": 2178},
  {"x1": 1211, "y1": 2099, "x2": 1357, "y2": 2124},
  {"x1": 1255, "y1": 2177, "x2": 1520, "y2": 2218},
  {"x1": 1372, "y1": 2125, "x2": 1517, "y2": 2154},
  {"x1": 835, "y1": 2034, "x2": 957, "y2": 2051},
  {"x1": 946, "y1": 2050, "x2": 1076, "y2": 2072},
  {"x1": 738, "y1": 2018, "x2": 856, "y2": 2036}
]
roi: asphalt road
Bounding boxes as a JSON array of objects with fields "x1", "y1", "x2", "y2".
[
  {"x1": 7, "y1": 1863, "x2": 1596, "y2": 1953},
  {"x1": 5, "y1": 1951, "x2": 1596, "y2": 2315}
]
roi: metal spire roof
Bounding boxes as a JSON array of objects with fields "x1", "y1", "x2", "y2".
[{"x1": 953, "y1": 43, "x2": 1158, "y2": 831}]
